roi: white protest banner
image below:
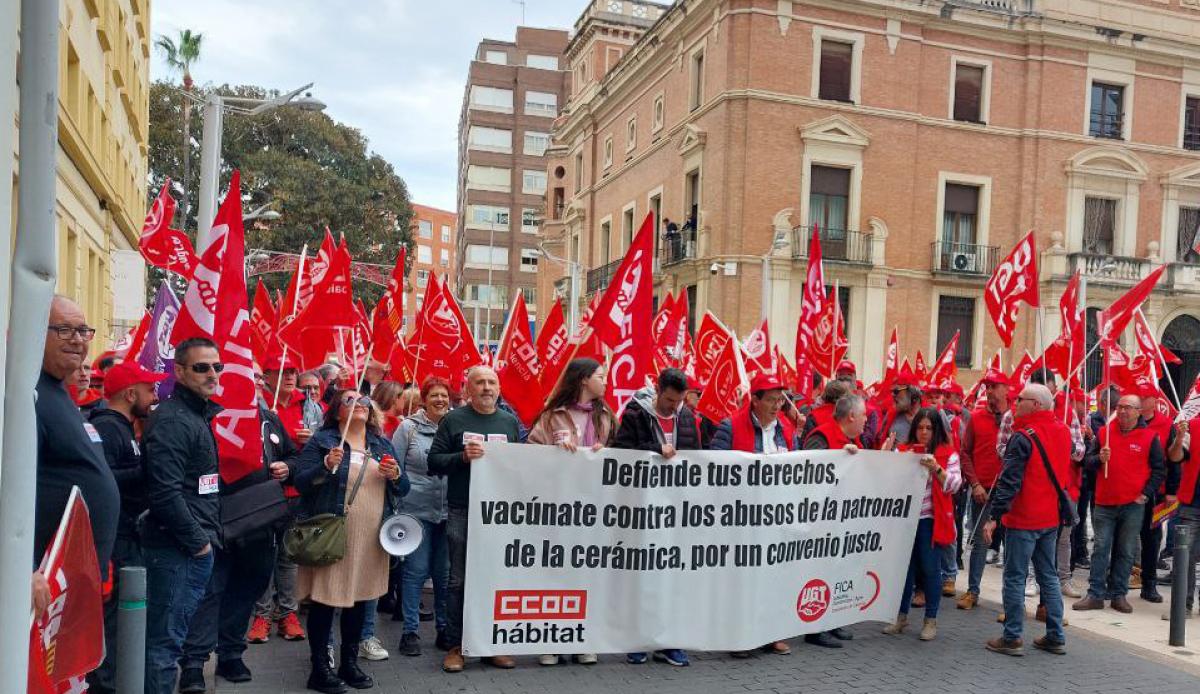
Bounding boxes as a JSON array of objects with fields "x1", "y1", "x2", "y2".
[{"x1": 463, "y1": 443, "x2": 925, "y2": 656}]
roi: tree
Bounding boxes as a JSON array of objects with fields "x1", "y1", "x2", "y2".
[
  {"x1": 155, "y1": 29, "x2": 203, "y2": 230},
  {"x1": 148, "y1": 80, "x2": 415, "y2": 306}
]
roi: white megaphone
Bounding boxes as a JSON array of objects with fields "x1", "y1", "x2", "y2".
[{"x1": 379, "y1": 513, "x2": 424, "y2": 557}]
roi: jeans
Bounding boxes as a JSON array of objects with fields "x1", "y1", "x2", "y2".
[
  {"x1": 180, "y1": 534, "x2": 276, "y2": 669},
  {"x1": 402, "y1": 519, "x2": 450, "y2": 635},
  {"x1": 900, "y1": 518, "x2": 943, "y2": 618},
  {"x1": 967, "y1": 495, "x2": 994, "y2": 595},
  {"x1": 1057, "y1": 500, "x2": 1077, "y2": 582},
  {"x1": 446, "y1": 507, "x2": 469, "y2": 647},
  {"x1": 87, "y1": 534, "x2": 142, "y2": 694},
  {"x1": 308, "y1": 601, "x2": 367, "y2": 669},
  {"x1": 1071, "y1": 469, "x2": 1095, "y2": 566},
  {"x1": 1176, "y1": 505, "x2": 1200, "y2": 610},
  {"x1": 1088, "y1": 502, "x2": 1144, "y2": 600},
  {"x1": 145, "y1": 545, "x2": 214, "y2": 694},
  {"x1": 1002, "y1": 528, "x2": 1065, "y2": 643},
  {"x1": 940, "y1": 544, "x2": 957, "y2": 583},
  {"x1": 255, "y1": 517, "x2": 299, "y2": 620},
  {"x1": 1140, "y1": 494, "x2": 1162, "y2": 592},
  {"x1": 361, "y1": 599, "x2": 380, "y2": 640}
]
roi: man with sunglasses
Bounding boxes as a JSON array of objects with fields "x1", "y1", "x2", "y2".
[{"x1": 142, "y1": 337, "x2": 225, "y2": 694}]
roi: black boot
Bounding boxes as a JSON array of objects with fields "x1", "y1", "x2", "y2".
[
  {"x1": 338, "y1": 645, "x2": 375, "y2": 690},
  {"x1": 307, "y1": 658, "x2": 347, "y2": 694}
]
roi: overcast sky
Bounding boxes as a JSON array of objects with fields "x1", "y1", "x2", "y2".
[{"x1": 152, "y1": 0, "x2": 582, "y2": 212}]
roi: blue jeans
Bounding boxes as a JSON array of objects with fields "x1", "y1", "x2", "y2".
[
  {"x1": 401, "y1": 519, "x2": 449, "y2": 635},
  {"x1": 940, "y1": 543, "x2": 957, "y2": 583},
  {"x1": 1088, "y1": 502, "x2": 1143, "y2": 600},
  {"x1": 181, "y1": 535, "x2": 276, "y2": 668},
  {"x1": 361, "y1": 599, "x2": 379, "y2": 640},
  {"x1": 1002, "y1": 528, "x2": 1064, "y2": 643},
  {"x1": 900, "y1": 518, "x2": 943, "y2": 618},
  {"x1": 145, "y1": 545, "x2": 214, "y2": 694}
]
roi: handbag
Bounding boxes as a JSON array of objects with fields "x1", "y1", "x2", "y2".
[
  {"x1": 285, "y1": 451, "x2": 371, "y2": 567},
  {"x1": 220, "y1": 478, "x2": 290, "y2": 545},
  {"x1": 1024, "y1": 428, "x2": 1080, "y2": 528}
]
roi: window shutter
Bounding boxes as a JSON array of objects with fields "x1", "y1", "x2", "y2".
[
  {"x1": 953, "y1": 65, "x2": 984, "y2": 122},
  {"x1": 944, "y1": 184, "x2": 979, "y2": 215},
  {"x1": 810, "y1": 166, "x2": 851, "y2": 196},
  {"x1": 819, "y1": 41, "x2": 853, "y2": 102}
]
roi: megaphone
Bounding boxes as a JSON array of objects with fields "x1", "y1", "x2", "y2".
[{"x1": 379, "y1": 513, "x2": 424, "y2": 557}]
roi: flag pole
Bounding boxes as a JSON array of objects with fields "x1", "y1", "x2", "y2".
[
  {"x1": 1158, "y1": 344, "x2": 1184, "y2": 411},
  {"x1": 1063, "y1": 335, "x2": 1073, "y2": 426},
  {"x1": 270, "y1": 243, "x2": 308, "y2": 411}
]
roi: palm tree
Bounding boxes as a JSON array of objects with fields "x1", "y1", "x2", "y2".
[{"x1": 155, "y1": 29, "x2": 203, "y2": 229}]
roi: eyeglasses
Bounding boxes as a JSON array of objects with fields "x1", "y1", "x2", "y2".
[
  {"x1": 1115, "y1": 404, "x2": 1139, "y2": 411},
  {"x1": 47, "y1": 325, "x2": 97, "y2": 341},
  {"x1": 253, "y1": 373, "x2": 266, "y2": 381},
  {"x1": 342, "y1": 395, "x2": 372, "y2": 408},
  {"x1": 299, "y1": 384, "x2": 320, "y2": 392},
  {"x1": 188, "y1": 362, "x2": 225, "y2": 374}
]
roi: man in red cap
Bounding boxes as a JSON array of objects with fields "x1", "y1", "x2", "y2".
[
  {"x1": 86, "y1": 360, "x2": 166, "y2": 693},
  {"x1": 1133, "y1": 382, "x2": 1185, "y2": 602},
  {"x1": 833, "y1": 360, "x2": 881, "y2": 448},
  {"x1": 957, "y1": 367, "x2": 1012, "y2": 609},
  {"x1": 879, "y1": 371, "x2": 923, "y2": 449},
  {"x1": 711, "y1": 373, "x2": 801, "y2": 655}
]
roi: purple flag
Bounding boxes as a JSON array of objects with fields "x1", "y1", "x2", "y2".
[{"x1": 138, "y1": 280, "x2": 181, "y2": 398}]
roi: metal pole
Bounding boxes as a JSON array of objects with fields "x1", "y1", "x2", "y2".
[
  {"x1": 195, "y1": 92, "x2": 224, "y2": 253},
  {"x1": 1170, "y1": 525, "x2": 1192, "y2": 647},
  {"x1": 116, "y1": 566, "x2": 146, "y2": 693},
  {"x1": 486, "y1": 221, "x2": 496, "y2": 347},
  {"x1": 761, "y1": 256, "x2": 771, "y2": 321},
  {"x1": 568, "y1": 261, "x2": 580, "y2": 335},
  {"x1": 0, "y1": 1, "x2": 60, "y2": 690},
  {"x1": 1080, "y1": 275, "x2": 1088, "y2": 388}
]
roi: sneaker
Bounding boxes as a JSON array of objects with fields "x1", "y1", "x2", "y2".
[
  {"x1": 986, "y1": 550, "x2": 999, "y2": 565},
  {"x1": 1033, "y1": 636, "x2": 1066, "y2": 655},
  {"x1": 573, "y1": 653, "x2": 599, "y2": 664},
  {"x1": 626, "y1": 652, "x2": 648, "y2": 665},
  {"x1": 539, "y1": 654, "x2": 560, "y2": 666},
  {"x1": 956, "y1": 592, "x2": 978, "y2": 610},
  {"x1": 278, "y1": 612, "x2": 306, "y2": 641},
  {"x1": 248, "y1": 615, "x2": 271, "y2": 644},
  {"x1": 359, "y1": 636, "x2": 389, "y2": 661},
  {"x1": 985, "y1": 637, "x2": 1024, "y2": 656},
  {"x1": 1061, "y1": 580, "x2": 1083, "y2": 599},
  {"x1": 654, "y1": 649, "x2": 689, "y2": 666},
  {"x1": 398, "y1": 632, "x2": 421, "y2": 657},
  {"x1": 1025, "y1": 576, "x2": 1038, "y2": 597}
]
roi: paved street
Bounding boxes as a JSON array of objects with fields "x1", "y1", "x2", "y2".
[{"x1": 212, "y1": 594, "x2": 1200, "y2": 694}]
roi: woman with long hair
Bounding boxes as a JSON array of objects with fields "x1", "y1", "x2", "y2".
[
  {"x1": 292, "y1": 389, "x2": 409, "y2": 692},
  {"x1": 882, "y1": 407, "x2": 961, "y2": 641},
  {"x1": 527, "y1": 358, "x2": 615, "y2": 666},
  {"x1": 371, "y1": 381, "x2": 404, "y2": 437}
]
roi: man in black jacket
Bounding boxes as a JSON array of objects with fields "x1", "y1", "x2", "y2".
[
  {"x1": 613, "y1": 368, "x2": 701, "y2": 455},
  {"x1": 86, "y1": 360, "x2": 164, "y2": 694},
  {"x1": 178, "y1": 363, "x2": 298, "y2": 692},
  {"x1": 142, "y1": 337, "x2": 223, "y2": 694}
]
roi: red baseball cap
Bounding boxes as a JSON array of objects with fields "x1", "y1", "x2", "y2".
[
  {"x1": 1134, "y1": 380, "x2": 1159, "y2": 398},
  {"x1": 750, "y1": 374, "x2": 786, "y2": 394},
  {"x1": 263, "y1": 354, "x2": 298, "y2": 372},
  {"x1": 835, "y1": 360, "x2": 857, "y2": 374},
  {"x1": 945, "y1": 382, "x2": 965, "y2": 396},
  {"x1": 103, "y1": 361, "x2": 167, "y2": 399},
  {"x1": 980, "y1": 368, "x2": 1011, "y2": 387},
  {"x1": 893, "y1": 372, "x2": 919, "y2": 388}
]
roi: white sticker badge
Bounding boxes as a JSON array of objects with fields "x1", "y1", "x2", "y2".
[
  {"x1": 198, "y1": 473, "x2": 219, "y2": 495},
  {"x1": 83, "y1": 422, "x2": 103, "y2": 444}
]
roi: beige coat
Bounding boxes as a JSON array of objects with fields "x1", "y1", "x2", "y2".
[{"x1": 528, "y1": 406, "x2": 615, "y2": 448}]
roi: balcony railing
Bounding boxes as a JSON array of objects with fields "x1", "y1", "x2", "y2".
[
  {"x1": 586, "y1": 258, "x2": 622, "y2": 294},
  {"x1": 791, "y1": 225, "x2": 873, "y2": 265},
  {"x1": 661, "y1": 232, "x2": 696, "y2": 266},
  {"x1": 1067, "y1": 252, "x2": 1150, "y2": 282},
  {"x1": 931, "y1": 241, "x2": 1000, "y2": 276}
]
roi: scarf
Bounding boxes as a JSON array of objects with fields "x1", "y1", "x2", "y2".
[{"x1": 571, "y1": 401, "x2": 598, "y2": 447}]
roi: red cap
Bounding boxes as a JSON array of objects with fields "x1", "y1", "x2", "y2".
[
  {"x1": 749, "y1": 373, "x2": 786, "y2": 394},
  {"x1": 103, "y1": 361, "x2": 167, "y2": 399},
  {"x1": 90, "y1": 367, "x2": 105, "y2": 383},
  {"x1": 263, "y1": 354, "x2": 296, "y2": 372},
  {"x1": 945, "y1": 382, "x2": 965, "y2": 396},
  {"x1": 980, "y1": 368, "x2": 1011, "y2": 387},
  {"x1": 835, "y1": 360, "x2": 857, "y2": 375},
  {"x1": 1069, "y1": 389, "x2": 1087, "y2": 403},
  {"x1": 893, "y1": 372, "x2": 919, "y2": 388},
  {"x1": 1134, "y1": 380, "x2": 1159, "y2": 398}
]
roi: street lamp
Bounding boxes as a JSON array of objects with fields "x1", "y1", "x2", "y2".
[
  {"x1": 538, "y1": 244, "x2": 580, "y2": 334},
  {"x1": 244, "y1": 203, "x2": 281, "y2": 222},
  {"x1": 194, "y1": 83, "x2": 325, "y2": 253}
]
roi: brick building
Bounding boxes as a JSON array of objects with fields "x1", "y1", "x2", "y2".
[
  {"x1": 409, "y1": 203, "x2": 457, "y2": 328},
  {"x1": 456, "y1": 27, "x2": 570, "y2": 346},
  {"x1": 539, "y1": 0, "x2": 1200, "y2": 387}
]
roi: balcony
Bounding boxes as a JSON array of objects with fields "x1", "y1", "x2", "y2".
[
  {"x1": 1167, "y1": 262, "x2": 1200, "y2": 293},
  {"x1": 661, "y1": 232, "x2": 696, "y2": 267},
  {"x1": 931, "y1": 241, "x2": 999, "y2": 276},
  {"x1": 791, "y1": 225, "x2": 873, "y2": 265},
  {"x1": 586, "y1": 258, "x2": 622, "y2": 294},
  {"x1": 943, "y1": 0, "x2": 1036, "y2": 14},
  {"x1": 1066, "y1": 252, "x2": 1152, "y2": 284}
]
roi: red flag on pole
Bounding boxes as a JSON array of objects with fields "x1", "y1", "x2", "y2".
[
  {"x1": 795, "y1": 226, "x2": 826, "y2": 376},
  {"x1": 742, "y1": 318, "x2": 774, "y2": 377},
  {"x1": 696, "y1": 325, "x2": 750, "y2": 424},
  {"x1": 1133, "y1": 308, "x2": 1181, "y2": 366},
  {"x1": 914, "y1": 350, "x2": 928, "y2": 382},
  {"x1": 694, "y1": 312, "x2": 733, "y2": 389},
  {"x1": 1045, "y1": 271, "x2": 1084, "y2": 380},
  {"x1": 536, "y1": 298, "x2": 570, "y2": 399},
  {"x1": 984, "y1": 230, "x2": 1039, "y2": 347},
  {"x1": 884, "y1": 328, "x2": 900, "y2": 382},
  {"x1": 1098, "y1": 265, "x2": 1166, "y2": 347},
  {"x1": 139, "y1": 178, "x2": 198, "y2": 278},
  {"x1": 250, "y1": 279, "x2": 277, "y2": 363},
  {"x1": 809, "y1": 287, "x2": 847, "y2": 379},
  {"x1": 926, "y1": 330, "x2": 960, "y2": 386},
  {"x1": 371, "y1": 247, "x2": 407, "y2": 363},
  {"x1": 407, "y1": 274, "x2": 480, "y2": 384},
  {"x1": 775, "y1": 346, "x2": 799, "y2": 393},
  {"x1": 496, "y1": 296, "x2": 543, "y2": 426},
  {"x1": 118, "y1": 310, "x2": 152, "y2": 361},
  {"x1": 277, "y1": 233, "x2": 357, "y2": 370}
]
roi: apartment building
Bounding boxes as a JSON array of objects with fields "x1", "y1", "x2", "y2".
[{"x1": 409, "y1": 203, "x2": 457, "y2": 326}]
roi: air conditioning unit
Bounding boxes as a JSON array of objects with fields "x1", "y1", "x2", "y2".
[{"x1": 951, "y1": 252, "x2": 977, "y2": 272}]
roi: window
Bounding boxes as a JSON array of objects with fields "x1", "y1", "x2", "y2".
[
  {"x1": 519, "y1": 286, "x2": 537, "y2": 306},
  {"x1": 526, "y1": 54, "x2": 559, "y2": 70},
  {"x1": 1185, "y1": 97, "x2": 1200, "y2": 151},
  {"x1": 937, "y1": 296, "x2": 976, "y2": 368},
  {"x1": 467, "y1": 126, "x2": 513, "y2": 153},
  {"x1": 418, "y1": 220, "x2": 433, "y2": 239},
  {"x1": 524, "y1": 91, "x2": 558, "y2": 117},
  {"x1": 523, "y1": 131, "x2": 550, "y2": 156},
  {"x1": 417, "y1": 245, "x2": 432, "y2": 264},
  {"x1": 484, "y1": 50, "x2": 507, "y2": 65},
  {"x1": 469, "y1": 86, "x2": 514, "y2": 113},
  {"x1": 819, "y1": 40, "x2": 854, "y2": 102},
  {"x1": 522, "y1": 170, "x2": 547, "y2": 195},
  {"x1": 466, "y1": 165, "x2": 511, "y2": 193},
  {"x1": 465, "y1": 283, "x2": 509, "y2": 306},
  {"x1": 685, "y1": 169, "x2": 701, "y2": 225},
  {"x1": 1082, "y1": 197, "x2": 1117, "y2": 255},
  {"x1": 808, "y1": 165, "x2": 850, "y2": 234},
  {"x1": 626, "y1": 117, "x2": 637, "y2": 152},
  {"x1": 953, "y1": 63, "x2": 985, "y2": 123},
  {"x1": 520, "y1": 248, "x2": 540, "y2": 273},
  {"x1": 1089, "y1": 82, "x2": 1124, "y2": 140},
  {"x1": 440, "y1": 249, "x2": 449, "y2": 267},
  {"x1": 622, "y1": 206, "x2": 635, "y2": 249},
  {"x1": 1179, "y1": 207, "x2": 1200, "y2": 263},
  {"x1": 652, "y1": 95, "x2": 664, "y2": 133},
  {"x1": 465, "y1": 245, "x2": 509, "y2": 269},
  {"x1": 574, "y1": 151, "x2": 584, "y2": 193},
  {"x1": 522, "y1": 208, "x2": 539, "y2": 233},
  {"x1": 690, "y1": 50, "x2": 705, "y2": 111},
  {"x1": 468, "y1": 205, "x2": 510, "y2": 230},
  {"x1": 603, "y1": 136, "x2": 613, "y2": 168},
  {"x1": 600, "y1": 220, "x2": 612, "y2": 265},
  {"x1": 441, "y1": 225, "x2": 451, "y2": 243},
  {"x1": 942, "y1": 184, "x2": 979, "y2": 246},
  {"x1": 416, "y1": 269, "x2": 429, "y2": 287}
]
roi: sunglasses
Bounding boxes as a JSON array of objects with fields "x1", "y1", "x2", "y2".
[
  {"x1": 188, "y1": 362, "x2": 225, "y2": 374},
  {"x1": 341, "y1": 395, "x2": 372, "y2": 408}
]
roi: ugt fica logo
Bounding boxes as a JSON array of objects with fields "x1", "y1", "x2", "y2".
[
  {"x1": 796, "y1": 579, "x2": 829, "y2": 622},
  {"x1": 797, "y1": 572, "x2": 882, "y2": 623}
]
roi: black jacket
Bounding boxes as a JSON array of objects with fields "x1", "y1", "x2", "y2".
[
  {"x1": 142, "y1": 383, "x2": 223, "y2": 555},
  {"x1": 89, "y1": 407, "x2": 145, "y2": 539},
  {"x1": 613, "y1": 397, "x2": 701, "y2": 453}
]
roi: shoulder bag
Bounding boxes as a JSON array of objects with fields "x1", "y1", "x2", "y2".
[
  {"x1": 285, "y1": 451, "x2": 371, "y2": 566},
  {"x1": 1023, "y1": 428, "x2": 1079, "y2": 528}
]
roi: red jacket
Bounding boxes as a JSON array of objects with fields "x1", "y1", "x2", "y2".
[
  {"x1": 1180, "y1": 419, "x2": 1200, "y2": 507},
  {"x1": 805, "y1": 419, "x2": 861, "y2": 450},
  {"x1": 900, "y1": 442, "x2": 957, "y2": 546},
  {"x1": 729, "y1": 404, "x2": 798, "y2": 453},
  {"x1": 1096, "y1": 422, "x2": 1160, "y2": 507},
  {"x1": 1002, "y1": 410, "x2": 1073, "y2": 531},
  {"x1": 965, "y1": 409, "x2": 1003, "y2": 489}
]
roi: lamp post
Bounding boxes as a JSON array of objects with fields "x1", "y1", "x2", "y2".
[
  {"x1": 194, "y1": 84, "x2": 325, "y2": 253},
  {"x1": 538, "y1": 244, "x2": 580, "y2": 334}
]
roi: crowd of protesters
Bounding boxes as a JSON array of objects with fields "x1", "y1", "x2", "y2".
[{"x1": 32, "y1": 294, "x2": 1200, "y2": 693}]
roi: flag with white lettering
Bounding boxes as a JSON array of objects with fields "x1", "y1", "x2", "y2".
[{"x1": 984, "y1": 230, "x2": 1039, "y2": 347}]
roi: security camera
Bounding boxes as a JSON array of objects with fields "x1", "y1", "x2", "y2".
[{"x1": 710, "y1": 262, "x2": 720, "y2": 275}]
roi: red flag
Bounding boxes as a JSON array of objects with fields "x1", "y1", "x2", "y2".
[
  {"x1": 496, "y1": 297, "x2": 543, "y2": 426},
  {"x1": 277, "y1": 232, "x2": 357, "y2": 370},
  {"x1": 537, "y1": 298, "x2": 571, "y2": 398},
  {"x1": 809, "y1": 286, "x2": 847, "y2": 379},
  {"x1": 139, "y1": 178, "x2": 198, "y2": 278},
  {"x1": 696, "y1": 324, "x2": 750, "y2": 424},
  {"x1": 884, "y1": 328, "x2": 900, "y2": 382},
  {"x1": 1045, "y1": 272, "x2": 1084, "y2": 380},
  {"x1": 775, "y1": 346, "x2": 799, "y2": 393},
  {"x1": 371, "y1": 247, "x2": 407, "y2": 363},
  {"x1": 407, "y1": 274, "x2": 480, "y2": 384},
  {"x1": 118, "y1": 310, "x2": 152, "y2": 361},
  {"x1": 795, "y1": 226, "x2": 826, "y2": 376},
  {"x1": 926, "y1": 330, "x2": 960, "y2": 386},
  {"x1": 742, "y1": 318, "x2": 774, "y2": 377},
  {"x1": 299, "y1": 229, "x2": 337, "y2": 310},
  {"x1": 250, "y1": 279, "x2": 277, "y2": 363},
  {"x1": 1133, "y1": 308, "x2": 1181, "y2": 367},
  {"x1": 1097, "y1": 265, "x2": 1166, "y2": 347},
  {"x1": 589, "y1": 213, "x2": 656, "y2": 416},
  {"x1": 695, "y1": 312, "x2": 733, "y2": 389},
  {"x1": 652, "y1": 291, "x2": 675, "y2": 348},
  {"x1": 984, "y1": 230, "x2": 1039, "y2": 347},
  {"x1": 914, "y1": 351, "x2": 928, "y2": 382}
]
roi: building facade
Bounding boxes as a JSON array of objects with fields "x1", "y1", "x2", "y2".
[
  {"x1": 409, "y1": 202, "x2": 457, "y2": 327},
  {"x1": 12, "y1": 0, "x2": 151, "y2": 347},
  {"x1": 540, "y1": 0, "x2": 1200, "y2": 388},
  {"x1": 456, "y1": 26, "x2": 570, "y2": 346}
]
